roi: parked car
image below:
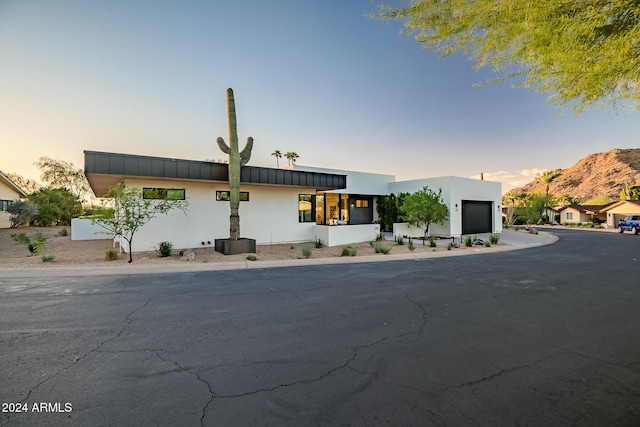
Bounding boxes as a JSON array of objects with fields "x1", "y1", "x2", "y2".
[{"x1": 618, "y1": 215, "x2": 640, "y2": 234}]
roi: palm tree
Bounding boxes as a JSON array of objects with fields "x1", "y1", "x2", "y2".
[
  {"x1": 271, "y1": 149, "x2": 282, "y2": 168},
  {"x1": 285, "y1": 151, "x2": 299, "y2": 166},
  {"x1": 535, "y1": 170, "x2": 561, "y2": 221}
]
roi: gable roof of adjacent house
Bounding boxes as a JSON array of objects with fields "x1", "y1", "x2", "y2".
[
  {"x1": 557, "y1": 204, "x2": 612, "y2": 214},
  {"x1": 599, "y1": 200, "x2": 640, "y2": 212},
  {"x1": 84, "y1": 151, "x2": 347, "y2": 197},
  {"x1": 0, "y1": 171, "x2": 28, "y2": 198}
]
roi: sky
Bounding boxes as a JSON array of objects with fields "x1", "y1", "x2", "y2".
[{"x1": 1, "y1": 0, "x2": 639, "y2": 194}]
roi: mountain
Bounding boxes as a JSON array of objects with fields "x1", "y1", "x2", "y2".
[{"x1": 511, "y1": 148, "x2": 640, "y2": 200}]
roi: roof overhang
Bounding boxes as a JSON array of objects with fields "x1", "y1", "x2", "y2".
[
  {"x1": 0, "y1": 171, "x2": 28, "y2": 198},
  {"x1": 84, "y1": 151, "x2": 347, "y2": 197}
]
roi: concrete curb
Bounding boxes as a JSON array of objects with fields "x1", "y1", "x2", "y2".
[{"x1": 0, "y1": 231, "x2": 559, "y2": 278}]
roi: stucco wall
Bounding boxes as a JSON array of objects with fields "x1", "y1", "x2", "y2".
[{"x1": 0, "y1": 180, "x2": 24, "y2": 228}]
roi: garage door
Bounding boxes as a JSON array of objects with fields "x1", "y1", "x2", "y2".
[{"x1": 462, "y1": 201, "x2": 492, "y2": 234}]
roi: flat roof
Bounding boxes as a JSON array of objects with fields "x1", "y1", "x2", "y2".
[{"x1": 84, "y1": 151, "x2": 347, "y2": 197}]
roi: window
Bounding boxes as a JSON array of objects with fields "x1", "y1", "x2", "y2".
[
  {"x1": 216, "y1": 191, "x2": 249, "y2": 201},
  {"x1": 0, "y1": 200, "x2": 15, "y2": 211},
  {"x1": 142, "y1": 188, "x2": 186, "y2": 200},
  {"x1": 298, "y1": 194, "x2": 315, "y2": 222},
  {"x1": 566, "y1": 212, "x2": 573, "y2": 220},
  {"x1": 355, "y1": 199, "x2": 369, "y2": 208}
]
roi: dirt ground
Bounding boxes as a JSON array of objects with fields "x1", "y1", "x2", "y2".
[{"x1": 0, "y1": 226, "x2": 497, "y2": 269}]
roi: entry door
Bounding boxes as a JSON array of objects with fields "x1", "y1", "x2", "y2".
[{"x1": 462, "y1": 201, "x2": 492, "y2": 234}]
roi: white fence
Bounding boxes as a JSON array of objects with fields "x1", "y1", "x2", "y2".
[{"x1": 71, "y1": 218, "x2": 111, "y2": 241}]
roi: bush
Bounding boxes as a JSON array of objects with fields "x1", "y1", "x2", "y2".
[
  {"x1": 6, "y1": 200, "x2": 36, "y2": 228},
  {"x1": 373, "y1": 242, "x2": 391, "y2": 254},
  {"x1": 429, "y1": 237, "x2": 437, "y2": 248},
  {"x1": 301, "y1": 245, "x2": 313, "y2": 258},
  {"x1": 156, "y1": 241, "x2": 173, "y2": 257},
  {"x1": 488, "y1": 233, "x2": 500, "y2": 244},
  {"x1": 59, "y1": 228, "x2": 68, "y2": 237},
  {"x1": 13, "y1": 232, "x2": 47, "y2": 255},
  {"x1": 396, "y1": 236, "x2": 404, "y2": 245},
  {"x1": 314, "y1": 238, "x2": 325, "y2": 248},
  {"x1": 485, "y1": 241, "x2": 491, "y2": 247},
  {"x1": 464, "y1": 236, "x2": 477, "y2": 247},
  {"x1": 374, "y1": 233, "x2": 385, "y2": 242},
  {"x1": 408, "y1": 238, "x2": 415, "y2": 251},
  {"x1": 29, "y1": 188, "x2": 82, "y2": 226},
  {"x1": 246, "y1": 254, "x2": 257, "y2": 261},
  {"x1": 447, "y1": 243, "x2": 452, "y2": 250},
  {"x1": 42, "y1": 255, "x2": 55, "y2": 262},
  {"x1": 105, "y1": 249, "x2": 118, "y2": 261},
  {"x1": 340, "y1": 246, "x2": 357, "y2": 257}
]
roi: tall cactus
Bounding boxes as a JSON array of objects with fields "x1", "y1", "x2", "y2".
[{"x1": 216, "y1": 88, "x2": 253, "y2": 240}]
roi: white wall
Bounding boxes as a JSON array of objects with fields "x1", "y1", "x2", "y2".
[
  {"x1": 389, "y1": 176, "x2": 502, "y2": 237},
  {"x1": 292, "y1": 165, "x2": 394, "y2": 195},
  {"x1": 0, "y1": 179, "x2": 24, "y2": 228},
  {"x1": 71, "y1": 218, "x2": 111, "y2": 240},
  {"x1": 313, "y1": 223, "x2": 380, "y2": 246}
]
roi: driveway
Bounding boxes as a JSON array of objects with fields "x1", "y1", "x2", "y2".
[{"x1": 1, "y1": 228, "x2": 639, "y2": 426}]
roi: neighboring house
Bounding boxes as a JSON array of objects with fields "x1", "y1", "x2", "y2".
[
  {"x1": 75, "y1": 151, "x2": 502, "y2": 252},
  {"x1": 0, "y1": 171, "x2": 29, "y2": 228},
  {"x1": 558, "y1": 205, "x2": 610, "y2": 224},
  {"x1": 600, "y1": 200, "x2": 640, "y2": 228}
]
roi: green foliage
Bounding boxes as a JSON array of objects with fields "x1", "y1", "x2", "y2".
[
  {"x1": 621, "y1": 184, "x2": 640, "y2": 201},
  {"x1": 447, "y1": 243, "x2": 452, "y2": 251},
  {"x1": 340, "y1": 246, "x2": 358, "y2": 257},
  {"x1": 374, "y1": 232, "x2": 385, "y2": 242},
  {"x1": 485, "y1": 241, "x2": 491, "y2": 247},
  {"x1": 81, "y1": 205, "x2": 115, "y2": 218},
  {"x1": 301, "y1": 245, "x2": 313, "y2": 258},
  {"x1": 29, "y1": 188, "x2": 82, "y2": 226},
  {"x1": 372, "y1": 242, "x2": 391, "y2": 254},
  {"x1": 489, "y1": 233, "x2": 501, "y2": 244},
  {"x1": 314, "y1": 237, "x2": 325, "y2": 248},
  {"x1": 58, "y1": 228, "x2": 68, "y2": 236},
  {"x1": 34, "y1": 156, "x2": 92, "y2": 203},
  {"x1": 583, "y1": 195, "x2": 614, "y2": 205},
  {"x1": 246, "y1": 254, "x2": 257, "y2": 261},
  {"x1": 6, "y1": 200, "x2": 37, "y2": 228},
  {"x1": 396, "y1": 235, "x2": 404, "y2": 245},
  {"x1": 376, "y1": 194, "x2": 399, "y2": 232},
  {"x1": 399, "y1": 186, "x2": 449, "y2": 243},
  {"x1": 12, "y1": 231, "x2": 47, "y2": 255},
  {"x1": 408, "y1": 238, "x2": 415, "y2": 251},
  {"x1": 464, "y1": 236, "x2": 477, "y2": 247},
  {"x1": 216, "y1": 88, "x2": 253, "y2": 241},
  {"x1": 156, "y1": 241, "x2": 173, "y2": 257},
  {"x1": 376, "y1": 1, "x2": 640, "y2": 113},
  {"x1": 429, "y1": 237, "x2": 437, "y2": 248},
  {"x1": 41, "y1": 254, "x2": 55, "y2": 262},
  {"x1": 92, "y1": 183, "x2": 188, "y2": 263},
  {"x1": 104, "y1": 249, "x2": 118, "y2": 261},
  {"x1": 285, "y1": 151, "x2": 299, "y2": 166}
]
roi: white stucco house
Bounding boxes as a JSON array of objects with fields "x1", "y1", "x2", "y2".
[
  {"x1": 0, "y1": 171, "x2": 29, "y2": 228},
  {"x1": 74, "y1": 151, "x2": 502, "y2": 252},
  {"x1": 558, "y1": 205, "x2": 609, "y2": 224},
  {"x1": 601, "y1": 200, "x2": 640, "y2": 228}
]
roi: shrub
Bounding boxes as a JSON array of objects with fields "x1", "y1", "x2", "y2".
[
  {"x1": 408, "y1": 238, "x2": 415, "y2": 252},
  {"x1": 429, "y1": 237, "x2": 437, "y2": 248},
  {"x1": 374, "y1": 233, "x2": 385, "y2": 241},
  {"x1": 373, "y1": 242, "x2": 391, "y2": 254},
  {"x1": 396, "y1": 236, "x2": 404, "y2": 245},
  {"x1": 13, "y1": 232, "x2": 47, "y2": 255},
  {"x1": 105, "y1": 249, "x2": 118, "y2": 261},
  {"x1": 6, "y1": 200, "x2": 36, "y2": 228},
  {"x1": 41, "y1": 255, "x2": 55, "y2": 262},
  {"x1": 246, "y1": 254, "x2": 257, "y2": 261},
  {"x1": 340, "y1": 246, "x2": 357, "y2": 257},
  {"x1": 464, "y1": 236, "x2": 477, "y2": 247},
  {"x1": 447, "y1": 243, "x2": 452, "y2": 251},
  {"x1": 485, "y1": 241, "x2": 491, "y2": 247},
  {"x1": 314, "y1": 237, "x2": 325, "y2": 248},
  {"x1": 156, "y1": 241, "x2": 173, "y2": 257},
  {"x1": 488, "y1": 233, "x2": 500, "y2": 244},
  {"x1": 301, "y1": 245, "x2": 313, "y2": 258},
  {"x1": 59, "y1": 228, "x2": 68, "y2": 237}
]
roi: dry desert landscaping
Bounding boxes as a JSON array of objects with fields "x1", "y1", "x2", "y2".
[{"x1": 0, "y1": 225, "x2": 503, "y2": 269}]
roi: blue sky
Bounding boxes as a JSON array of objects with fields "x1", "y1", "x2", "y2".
[{"x1": 1, "y1": 0, "x2": 639, "y2": 194}]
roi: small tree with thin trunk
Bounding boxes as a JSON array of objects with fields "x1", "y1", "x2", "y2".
[
  {"x1": 92, "y1": 183, "x2": 188, "y2": 263},
  {"x1": 399, "y1": 186, "x2": 449, "y2": 244}
]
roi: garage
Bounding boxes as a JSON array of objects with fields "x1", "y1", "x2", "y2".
[{"x1": 462, "y1": 200, "x2": 492, "y2": 235}]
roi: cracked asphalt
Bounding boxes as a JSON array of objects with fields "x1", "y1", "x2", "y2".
[{"x1": 1, "y1": 228, "x2": 639, "y2": 426}]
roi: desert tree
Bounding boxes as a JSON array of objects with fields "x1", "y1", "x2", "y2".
[
  {"x1": 376, "y1": 1, "x2": 640, "y2": 113},
  {"x1": 6, "y1": 200, "x2": 37, "y2": 228},
  {"x1": 34, "y1": 157, "x2": 92, "y2": 203},
  {"x1": 271, "y1": 149, "x2": 283, "y2": 168},
  {"x1": 92, "y1": 183, "x2": 188, "y2": 263},
  {"x1": 399, "y1": 186, "x2": 449, "y2": 244}
]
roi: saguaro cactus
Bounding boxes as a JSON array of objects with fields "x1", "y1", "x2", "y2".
[{"x1": 216, "y1": 88, "x2": 253, "y2": 240}]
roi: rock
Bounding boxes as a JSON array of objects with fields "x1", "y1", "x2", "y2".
[
  {"x1": 528, "y1": 228, "x2": 538, "y2": 234},
  {"x1": 179, "y1": 249, "x2": 196, "y2": 261}
]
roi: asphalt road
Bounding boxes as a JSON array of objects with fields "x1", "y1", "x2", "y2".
[{"x1": 1, "y1": 228, "x2": 639, "y2": 426}]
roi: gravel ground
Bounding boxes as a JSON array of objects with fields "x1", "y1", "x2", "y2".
[{"x1": 0, "y1": 225, "x2": 508, "y2": 269}]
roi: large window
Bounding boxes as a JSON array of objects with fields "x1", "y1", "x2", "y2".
[
  {"x1": 142, "y1": 188, "x2": 186, "y2": 200},
  {"x1": 566, "y1": 212, "x2": 573, "y2": 220},
  {"x1": 216, "y1": 191, "x2": 249, "y2": 201},
  {"x1": 299, "y1": 194, "x2": 315, "y2": 222}
]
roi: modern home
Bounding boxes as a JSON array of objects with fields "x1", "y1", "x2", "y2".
[
  {"x1": 600, "y1": 200, "x2": 640, "y2": 228},
  {"x1": 74, "y1": 150, "x2": 502, "y2": 252},
  {"x1": 0, "y1": 171, "x2": 28, "y2": 228},
  {"x1": 557, "y1": 204, "x2": 610, "y2": 225}
]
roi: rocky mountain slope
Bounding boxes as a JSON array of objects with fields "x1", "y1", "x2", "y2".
[{"x1": 512, "y1": 148, "x2": 640, "y2": 200}]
